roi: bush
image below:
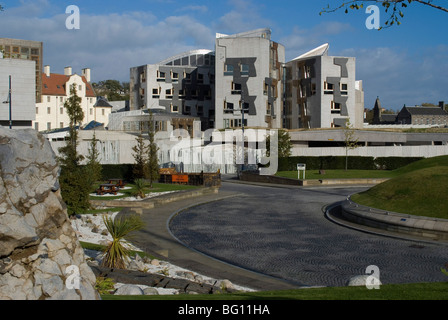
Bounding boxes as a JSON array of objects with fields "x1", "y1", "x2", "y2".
[{"x1": 278, "y1": 156, "x2": 423, "y2": 172}]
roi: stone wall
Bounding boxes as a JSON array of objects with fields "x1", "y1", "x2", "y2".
[{"x1": 0, "y1": 127, "x2": 99, "y2": 300}]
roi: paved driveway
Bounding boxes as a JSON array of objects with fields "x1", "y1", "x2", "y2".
[{"x1": 170, "y1": 181, "x2": 448, "y2": 287}]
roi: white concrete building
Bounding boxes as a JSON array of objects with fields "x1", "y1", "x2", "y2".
[
  {"x1": 285, "y1": 44, "x2": 364, "y2": 129},
  {"x1": 215, "y1": 28, "x2": 286, "y2": 130},
  {"x1": 130, "y1": 50, "x2": 216, "y2": 131},
  {"x1": 0, "y1": 57, "x2": 36, "y2": 129},
  {"x1": 34, "y1": 66, "x2": 111, "y2": 132}
]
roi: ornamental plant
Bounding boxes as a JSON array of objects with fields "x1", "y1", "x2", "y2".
[{"x1": 101, "y1": 214, "x2": 144, "y2": 269}]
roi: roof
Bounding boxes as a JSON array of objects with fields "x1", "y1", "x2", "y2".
[
  {"x1": 404, "y1": 106, "x2": 448, "y2": 116},
  {"x1": 94, "y1": 97, "x2": 114, "y2": 108},
  {"x1": 42, "y1": 73, "x2": 96, "y2": 98},
  {"x1": 292, "y1": 43, "x2": 330, "y2": 61},
  {"x1": 157, "y1": 49, "x2": 214, "y2": 66},
  {"x1": 216, "y1": 28, "x2": 272, "y2": 40}
]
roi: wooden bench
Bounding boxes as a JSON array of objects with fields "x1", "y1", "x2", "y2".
[{"x1": 96, "y1": 184, "x2": 119, "y2": 196}]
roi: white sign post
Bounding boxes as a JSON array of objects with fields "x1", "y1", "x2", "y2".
[{"x1": 297, "y1": 164, "x2": 306, "y2": 180}]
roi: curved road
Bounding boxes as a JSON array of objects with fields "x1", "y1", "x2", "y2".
[{"x1": 169, "y1": 180, "x2": 448, "y2": 287}]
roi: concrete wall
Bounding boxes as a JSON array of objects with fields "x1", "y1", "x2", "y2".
[{"x1": 0, "y1": 58, "x2": 36, "y2": 128}]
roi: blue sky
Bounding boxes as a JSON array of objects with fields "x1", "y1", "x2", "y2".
[{"x1": 1, "y1": 0, "x2": 447, "y2": 111}]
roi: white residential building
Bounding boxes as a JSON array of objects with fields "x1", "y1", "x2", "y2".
[{"x1": 34, "y1": 66, "x2": 111, "y2": 132}]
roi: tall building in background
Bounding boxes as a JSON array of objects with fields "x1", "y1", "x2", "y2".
[
  {"x1": 130, "y1": 49, "x2": 216, "y2": 131},
  {"x1": 215, "y1": 28, "x2": 285, "y2": 130},
  {"x1": 284, "y1": 44, "x2": 364, "y2": 129},
  {"x1": 0, "y1": 38, "x2": 43, "y2": 103}
]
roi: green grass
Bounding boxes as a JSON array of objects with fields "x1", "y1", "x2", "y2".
[
  {"x1": 101, "y1": 282, "x2": 448, "y2": 300},
  {"x1": 276, "y1": 170, "x2": 394, "y2": 180},
  {"x1": 89, "y1": 182, "x2": 199, "y2": 201},
  {"x1": 350, "y1": 156, "x2": 448, "y2": 219},
  {"x1": 351, "y1": 166, "x2": 448, "y2": 219}
]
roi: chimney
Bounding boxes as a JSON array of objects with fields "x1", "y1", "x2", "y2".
[
  {"x1": 44, "y1": 65, "x2": 50, "y2": 77},
  {"x1": 64, "y1": 66, "x2": 72, "y2": 76},
  {"x1": 439, "y1": 101, "x2": 445, "y2": 110},
  {"x1": 82, "y1": 68, "x2": 91, "y2": 82}
]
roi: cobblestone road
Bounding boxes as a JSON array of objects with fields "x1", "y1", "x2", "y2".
[{"x1": 169, "y1": 182, "x2": 448, "y2": 287}]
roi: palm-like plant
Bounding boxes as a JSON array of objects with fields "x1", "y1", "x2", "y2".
[
  {"x1": 101, "y1": 214, "x2": 144, "y2": 269},
  {"x1": 133, "y1": 179, "x2": 147, "y2": 199}
]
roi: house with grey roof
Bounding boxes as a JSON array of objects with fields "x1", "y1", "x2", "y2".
[{"x1": 397, "y1": 103, "x2": 448, "y2": 126}]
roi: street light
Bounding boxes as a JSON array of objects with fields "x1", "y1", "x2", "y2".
[{"x1": 2, "y1": 75, "x2": 12, "y2": 129}]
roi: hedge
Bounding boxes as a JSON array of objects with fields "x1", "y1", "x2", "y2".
[{"x1": 278, "y1": 156, "x2": 424, "y2": 172}]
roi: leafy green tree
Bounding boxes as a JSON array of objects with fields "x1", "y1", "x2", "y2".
[
  {"x1": 146, "y1": 111, "x2": 160, "y2": 188},
  {"x1": 101, "y1": 214, "x2": 144, "y2": 269},
  {"x1": 58, "y1": 84, "x2": 90, "y2": 215},
  {"x1": 321, "y1": 1, "x2": 448, "y2": 29},
  {"x1": 266, "y1": 129, "x2": 292, "y2": 158}
]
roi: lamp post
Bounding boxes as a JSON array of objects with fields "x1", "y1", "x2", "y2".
[{"x1": 3, "y1": 75, "x2": 12, "y2": 129}]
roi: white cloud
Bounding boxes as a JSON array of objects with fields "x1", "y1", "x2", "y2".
[{"x1": 0, "y1": 4, "x2": 215, "y2": 82}]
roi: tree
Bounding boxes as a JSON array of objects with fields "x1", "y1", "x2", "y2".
[
  {"x1": 85, "y1": 131, "x2": 103, "y2": 190},
  {"x1": 344, "y1": 119, "x2": 360, "y2": 171},
  {"x1": 132, "y1": 132, "x2": 149, "y2": 180},
  {"x1": 146, "y1": 110, "x2": 160, "y2": 188},
  {"x1": 58, "y1": 84, "x2": 90, "y2": 215},
  {"x1": 321, "y1": 1, "x2": 448, "y2": 29},
  {"x1": 266, "y1": 129, "x2": 292, "y2": 158}
]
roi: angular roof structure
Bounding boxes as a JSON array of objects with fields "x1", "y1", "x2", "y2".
[{"x1": 292, "y1": 43, "x2": 330, "y2": 61}]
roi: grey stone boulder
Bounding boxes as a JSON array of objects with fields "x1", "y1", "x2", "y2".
[{"x1": 115, "y1": 284, "x2": 144, "y2": 296}]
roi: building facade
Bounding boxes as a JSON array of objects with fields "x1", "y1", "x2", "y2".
[
  {"x1": 130, "y1": 49, "x2": 216, "y2": 131},
  {"x1": 284, "y1": 44, "x2": 364, "y2": 129},
  {"x1": 215, "y1": 29, "x2": 285, "y2": 130},
  {"x1": 0, "y1": 58, "x2": 36, "y2": 129},
  {"x1": 0, "y1": 38, "x2": 43, "y2": 103},
  {"x1": 34, "y1": 66, "x2": 111, "y2": 132},
  {"x1": 397, "y1": 104, "x2": 448, "y2": 126}
]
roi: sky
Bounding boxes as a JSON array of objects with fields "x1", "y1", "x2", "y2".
[{"x1": 0, "y1": 0, "x2": 447, "y2": 111}]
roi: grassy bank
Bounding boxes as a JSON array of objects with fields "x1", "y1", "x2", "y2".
[
  {"x1": 350, "y1": 156, "x2": 448, "y2": 219},
  {"x1": 276, "y1": 169, "x2": 395, "y2": 180}
]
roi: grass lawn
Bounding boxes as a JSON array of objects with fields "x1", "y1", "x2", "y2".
[
  {"x1": 89, "y1": 181, "x2": 199, "y2": 201},
  {"x1": 276, "y1": 169, "x2": 395, "y2": 181},
  {"x1": 101, "y1": 282, "x2": 448, "y2": 300}
]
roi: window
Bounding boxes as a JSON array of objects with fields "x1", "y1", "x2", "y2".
[
  {"x1": 341, "y1": 83, "x2": 348, "y2": 95},
  {"x1": 78, "y1": 85, "x2": 82, "y2": 91},
  {"x1": 166, "y1": 88, "x2": 174, "y2": 99},
  {"x1": 172, "y1": 72, "x2": 179, "y2": 82},
  {"x1": 157, "y1": 71, "x2": 166, "y2": 81},
  {"x1": 60, "y1": 122, "x2": 64, "y2": 129},
  {"x1": 47, "y1": 96, "x2": 51, "y2": 103},
  {"x1": 60, "y1": 107, "x2": 64, "y2": 115},
  {"x1": 324, "y1": 81, "x2": 334, "y2": 94},
  {"x1": 102, "y1": 109, "x2": 105, "y2": 116},
  {"x1": 36, "y1": 107, "x2": 39, "y2": 114},
  {"x1": 197, "y1": 73, "x2": 204, "y2": 83},
  {"x1": 34, "y1": 122, "x2": 39, "y2": 131},
  {"x1": 241, "y1": 64, "x2": 249, "y2": 76},
  {"x1": 47, "y1": 107, "x2": 51, "y2": 114},
  {"x1": 224, "y1": 101, "x2": 234, "y2": 113},
  {"x1": 171, "y1": 104, "x2": 179, "y2": 113},
  {"x1": 331, "y1": 101, "x2": 341, "y2": 114},
  {"x1": 231, "y1": 82, "x2": 242, "y2": 94},
  {"x1": 152, "y1": 87, "x2": 160, "y2": 98},
  {"x1": 224, "y1": 64, "x2": 234, "y2": 76},
  {"x1": 47, "y1": 122, "x2": 51, "y2": 131}
]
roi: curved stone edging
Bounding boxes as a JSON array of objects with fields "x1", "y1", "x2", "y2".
[{"x1": 340, "y1": 198, "x2": 448, "y2": 241}]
